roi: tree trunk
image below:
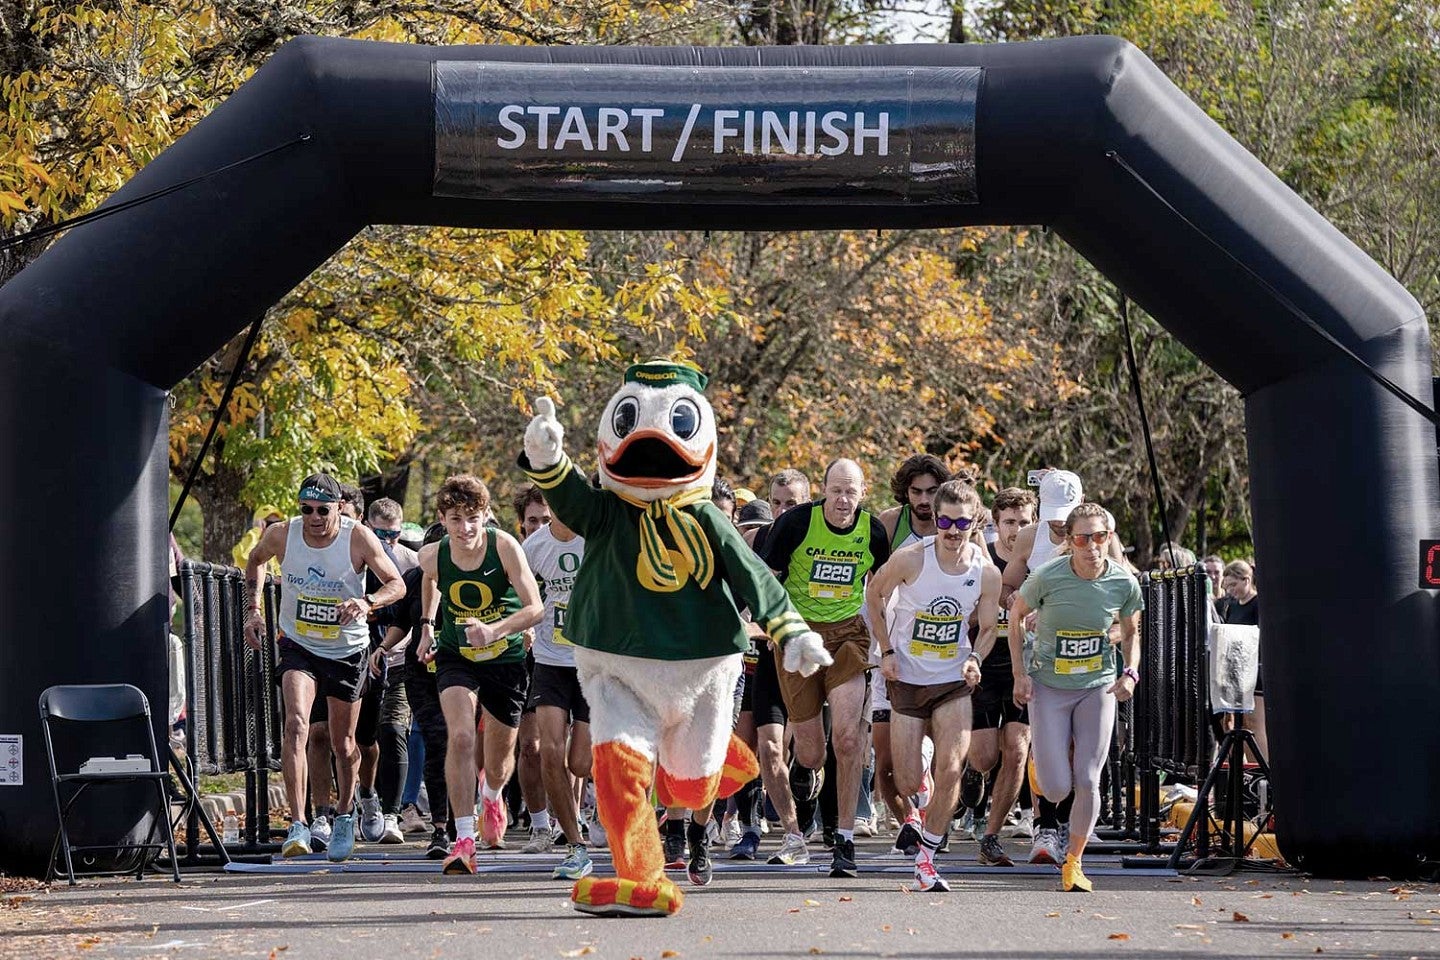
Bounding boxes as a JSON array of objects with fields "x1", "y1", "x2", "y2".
[{"x1": 190, "y1": 457, "x2": 256, "y2": 566}]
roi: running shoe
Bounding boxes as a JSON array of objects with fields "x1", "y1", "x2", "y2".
[
  {"x1": 789, "y1": 758, "x2": 824, "y2": 803},
  {"x1": 425, "y1": 826, "x2": 450, "y2": 860},
  {"x1": 821, "y1": 826, "x2": 838, "y2": 850},
  {"x1": 959, "y1": 767, "x2": 985, "y2": 811},
  {"x1": 359, "y1": 793, "x2": 384, "y2": 842},
  {"x1": 480, "y1": 795, "x2": 507, "y2": 849},
  {"x1": 829, "y1": 838, "x2": 858, "y2": 879},
  {"x1": 398, "y1": 803, "x2": 429, "y2": 835},
  {"x1": 766, "y1": 833, "x2": 810, "y2": 865},
  {"x1": 854, "y1": 816, "x2": 876, "y2": 838},
  {"x1": 722, "y1": 814, "x2": 743, "y2": 848},
  {"x1": 956, "y1": 808, "x2": 976, "y2": 840},
  {"x1": 588, "y1": 817, "x2": 608, "y2": 849},
  {"x1": 380, "y1": 813, "x2": 404, "y2": 844},
  {"x1": 309, "y1": 812, "x2": 332, "y2": 852},
  {"x1": 687, "y1": 830, "x2": 713, "y2": 886},
  {"x1": 914, "y1": 855, "x2": 951, "y2": 892},
  {"x1": 978, "y1": 833, "x2": 1014, "y2": 867},
  {"x1": 705, "y1": 817, "x2": 723, "y2": 848},
  {"x1": 327, "y1": 813, "x2": 357, "y2": 862},
  {"x1": 894, "y1": 819, "x2": 922, "y2": 857},
  {"x1": 1029, "y1": 827, "x2": 1062, "y2": 865},
  {"x1": 442, "y1": 836, "x2": 476, "y2": 875},
  {"x1": 730, "y1": 830, "x2": 761, "y2": 860},
  {"x1": 553, "y1": 844, "x2": 594, "y2": 881},
  {"x1": 663, "y1": 829, "x2": 686, "y2": 869},
  {"x1": 1057, "y1": 823, "x2": 1070, "y2": 852},
  {"x1": 281, "y1": 821, "x2": 311, "y2": 859},
  {"x1": 1005, "y1": 809, "x2": 1034, "y2": 841},
  {"x1": 1061, "y1": 855, "x2": 1092, "y2": 893},
  {"x1": 521, "y1": 825, "x2": 554, "y2": 854}
]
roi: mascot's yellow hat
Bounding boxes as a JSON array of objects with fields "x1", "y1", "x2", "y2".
[{"x1": 623, "y1": 360, "x2": 708, "y2": 393}]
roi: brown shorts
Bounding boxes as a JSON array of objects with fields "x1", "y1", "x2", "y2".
[
  {"x1": 775, "y1": 614, "x2": 871, "y2": 723},
  {"x1": 888, "y1": 678, "x2": 973, "y2": 721}
]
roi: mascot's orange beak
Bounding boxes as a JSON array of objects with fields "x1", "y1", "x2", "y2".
[{"x1": 599, "y1": 430, "x2": 713, "y2": 490}]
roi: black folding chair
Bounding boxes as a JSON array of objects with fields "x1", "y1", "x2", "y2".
[{"x1": 38, "y1": 684, "x2": 181, "y2": 884}]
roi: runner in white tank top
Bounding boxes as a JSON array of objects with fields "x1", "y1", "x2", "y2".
[
  {"x1": 277, "y1": 516, "x2": 370, "y2": 657},
  {"x1": 866, "y1": 481, "x2": 1002, "y2": 892}
]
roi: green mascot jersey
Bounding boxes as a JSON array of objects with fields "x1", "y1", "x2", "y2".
[{"x1": 519, "y1": 451, "x2": 810, "y2": 661}]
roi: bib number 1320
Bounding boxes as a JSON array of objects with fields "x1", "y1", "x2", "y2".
[{"x1": 1053, "y1": 631, "x2": 1103, "y2": 676}]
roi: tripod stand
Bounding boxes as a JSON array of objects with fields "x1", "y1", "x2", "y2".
[{"x1": 1168, "y1": 722, "x2": 1276, "y2": 873}]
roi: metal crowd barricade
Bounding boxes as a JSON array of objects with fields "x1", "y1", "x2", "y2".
[
  {"x1": 177, "y1": 560, "x2": 283, "y2": 860},
  {"x1": 1131, "y1": 563, "x2": 1212, "y2": 854}
]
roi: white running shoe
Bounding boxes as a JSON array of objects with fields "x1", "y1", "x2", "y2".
[
  {"x1": 914, "y1": 855, "x2": 951, "y2": 892},
  {"x1": 380, "y1": 813, "x2": 404, "y2": 844},
  {"x1": 587, "y1": 817, "x2": 608, "y2": 849},
  {"x1": 766, "y1": 833, "x2": 810, "y2": 865},
  {"x1": 854, "y1": 816, "x2": 876, "y2": 838},
  {"x1": 721, "y1": 814, "x2": 743, "y2": 848},
  {"x1": 521, "y1": 825, "x2": 554, "y2": 854},
  {"x1": 309, "y1": 813, "x2": 332, "y2": 852},
  {"x1": 1005, "y1": 809, "x2": 1035, "y2": 841}
]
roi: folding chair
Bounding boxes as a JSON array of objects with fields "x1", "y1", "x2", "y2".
[{"x1": 38, "y1": 683, "x2": 181, "y2": 884}]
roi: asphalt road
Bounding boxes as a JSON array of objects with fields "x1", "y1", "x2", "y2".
[{"x1": 5, "y1": 835, "x2": 1439, "y2": 960}]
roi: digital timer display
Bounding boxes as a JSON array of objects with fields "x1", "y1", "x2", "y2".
[{"x1": 1420, "y1": 540, "x2": 1440, "y2": 589}]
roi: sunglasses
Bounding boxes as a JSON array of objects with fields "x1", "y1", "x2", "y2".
[
  {"x1": 1069, "y1": 530, "x2": 1111, "y2": 546},
  {"x1": 373, "y1": 528, "x2": 402, "y2": 541},
  {"x1": 935, "y1": 515, "x2": 977, "y2": 530},
  {"x1": 300, "y1": 504, "x2": 333, "y2": 516}
]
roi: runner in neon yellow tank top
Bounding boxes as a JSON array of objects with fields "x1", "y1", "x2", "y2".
[{"x1": 760, "y1": 458, "x2": 891, "y2": 879}]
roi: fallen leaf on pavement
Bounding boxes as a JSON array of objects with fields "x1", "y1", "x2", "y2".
[
  {"x1": 1174, "y1": 924, "x2": 1205, "y2": 930},
  {"x1": 1093, "y1": 914, "x2": 1119, "y2": 920},
  {"x1": 1282, "y1": 933, "x2": 1296, "y2": 940},
  {"x1": 808, "y1": 949, "x2": 823, "y2": 955},
  {"x1": 1045, "y1": 913, "x2": 1060, "y2": 919},
  {"x1": 1108, "y1": 933, "x2": 1130, "y2": 941},
  {"x1": 838, "y1": 896, "x2": 852, "y2": 903},
  {"x1": 1232, "y1": 912, "x2": 1250, "y2": 922},
  {"x1": 804, "y1": 899, "x2": 821, "y2": 906},
  {"x1": 662, "y1": 952, "x2": 680, "y2": 959},
  {"x1": 560, "y1": 948, "x2": 595, "y2": 958},
  {"x1": 1191, "y1": 896, "x2": 1203, "y2": 906}
]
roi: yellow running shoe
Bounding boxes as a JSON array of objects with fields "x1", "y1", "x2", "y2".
[{"x1": 1061, "y1": 854, "x2": 1092, "y2": 893}]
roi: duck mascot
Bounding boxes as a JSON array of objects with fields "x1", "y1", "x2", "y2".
[{"x1": 520, "y1": 360, "x2": 831, "y2": 917}]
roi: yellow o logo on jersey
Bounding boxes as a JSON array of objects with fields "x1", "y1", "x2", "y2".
[{"x1": 450, "y1": 579, "x2": 493, "y2": 614}]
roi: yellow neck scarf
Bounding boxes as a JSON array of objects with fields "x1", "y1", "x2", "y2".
[{"x1": 613, "y1": 487, "x2": 715, "y2": 593}]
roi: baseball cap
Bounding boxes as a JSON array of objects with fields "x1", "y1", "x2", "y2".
[
  {"x1": 736, "y1": 500, "x2": 773, "y2": 529},
  {"x1": 297, "y1": 472, "x2": 342, "y2": 503},
  {"x1": 398, "y1": 521, "x2": 425, "y2": 551},
  {"x1": 733, "y1": 487, "x2": 757, "y2": 507},
  {"x1": 1037, "y1": 470, "x2": 1083, "y2": 523}
]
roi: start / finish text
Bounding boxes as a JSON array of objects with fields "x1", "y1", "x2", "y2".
[{"x1": 495, "y1": 105, "x2": 891, "y2": 159}]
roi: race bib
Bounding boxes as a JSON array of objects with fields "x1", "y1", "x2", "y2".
[
  {"x1": 553, "y1": 602, "x2": 572, "y2": 646},
  {"x1": 742, "y1": 636, "x2": 760, "y2": 672},
  {"x1": 1054, "y1": 630, "x2": 1104, "y2": 676},
  {"x1": 808, "y1": 557, "x2": 857, "y2": 599},
  {"x1": 458, "y1": 634, "x2": 509, "y2": 663},
  {"x1": 996, "y1": 607, "x2": 1009, "y2": 639},
  {"x1": 908, "y1": 612, "x2": 964, "y2": 660},
  {"x1": 295, "y1": 593, "x2": 342, "y2": 640}
]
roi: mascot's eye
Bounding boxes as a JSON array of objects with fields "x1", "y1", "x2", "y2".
[
  {"x1": 612, "y1": 397, "x2": 639, "y2": 438},
  {"x1": 670, "y1": 399, "x2": 701, "y2": 440}
]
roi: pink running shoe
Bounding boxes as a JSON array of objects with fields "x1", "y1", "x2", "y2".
[
  {"x1": 481, "y1": 796, "x2": 507, "y2": 849},
  {"x1": 442, "y1": 836, "x2": 476, "y2": 875}
]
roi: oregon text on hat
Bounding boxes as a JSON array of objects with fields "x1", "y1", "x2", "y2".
[{"x1": 623, "y1": 361, "x2": 708, "y2": 393}]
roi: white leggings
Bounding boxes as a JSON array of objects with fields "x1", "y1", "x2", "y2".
[{"x1": 1029, "y1": 681, "x2": 1116, "y2": 845}]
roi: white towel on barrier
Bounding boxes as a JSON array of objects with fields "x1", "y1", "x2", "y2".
[{"x1": 1208, "y1": 622, "x2": 1259, "y2": 714}]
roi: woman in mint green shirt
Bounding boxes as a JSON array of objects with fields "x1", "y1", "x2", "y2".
[{"x1": 1009, "y1": 502, "x2": 1142, "y2": 893}]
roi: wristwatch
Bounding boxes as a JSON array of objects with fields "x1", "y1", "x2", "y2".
[
  {"x1": 1121, "y1": 665, "x2": 1140, "y2": 683},
  {"x1": 419, "y1": 617, "x2": 435, "y2": 627},
  {"x1": 965, "y1": 652, "x2": 982, "y2": 667}
]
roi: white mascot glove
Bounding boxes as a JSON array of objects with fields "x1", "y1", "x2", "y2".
[
  {"x1": 782, "y1": 631, "x2": 833, "y2": 678},
  {"x1": 524, "y1": 396, "x2": 565, "y2": 470}
]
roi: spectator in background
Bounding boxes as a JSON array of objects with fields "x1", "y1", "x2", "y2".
[
  {"x1": 339, "y1": 483, "x2": 365, "y2": 521},
  {"x1": 1219, "y1": 560, "x2": 1266, "y2": 758},
  {"x1": 712, "y1": 478, "x2": 737, "y2": 523},
  {"x1": 1202, "y1": 555, "x2": 1225, "y2": 602},
  {"x1": 232, "y1": 505, "x2": 285, "y2": 573},
  {"x1": 1153, "y1": 541, "x2": 1197, "y2": 571},
  {"x1": 513, "y1": 485, "x2": 552, "y2": 541}
]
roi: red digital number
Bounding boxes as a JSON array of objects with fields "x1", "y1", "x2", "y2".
[{"x1": 1428, "y1": 544, "x2": 1440, "y2": 586}]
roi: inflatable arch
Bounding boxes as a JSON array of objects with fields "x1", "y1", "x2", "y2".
[{"x1": 1, "y1": 35, "x2": 1436, "y2": 875}]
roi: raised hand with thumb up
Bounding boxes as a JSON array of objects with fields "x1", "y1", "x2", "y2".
[{"x1": 524, "y1": 396, "x2": 565, "y2": 469}]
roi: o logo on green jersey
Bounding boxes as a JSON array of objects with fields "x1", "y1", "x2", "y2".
[{"x1": 450, "y1": 579, "x2": 493, "y2": 614}]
